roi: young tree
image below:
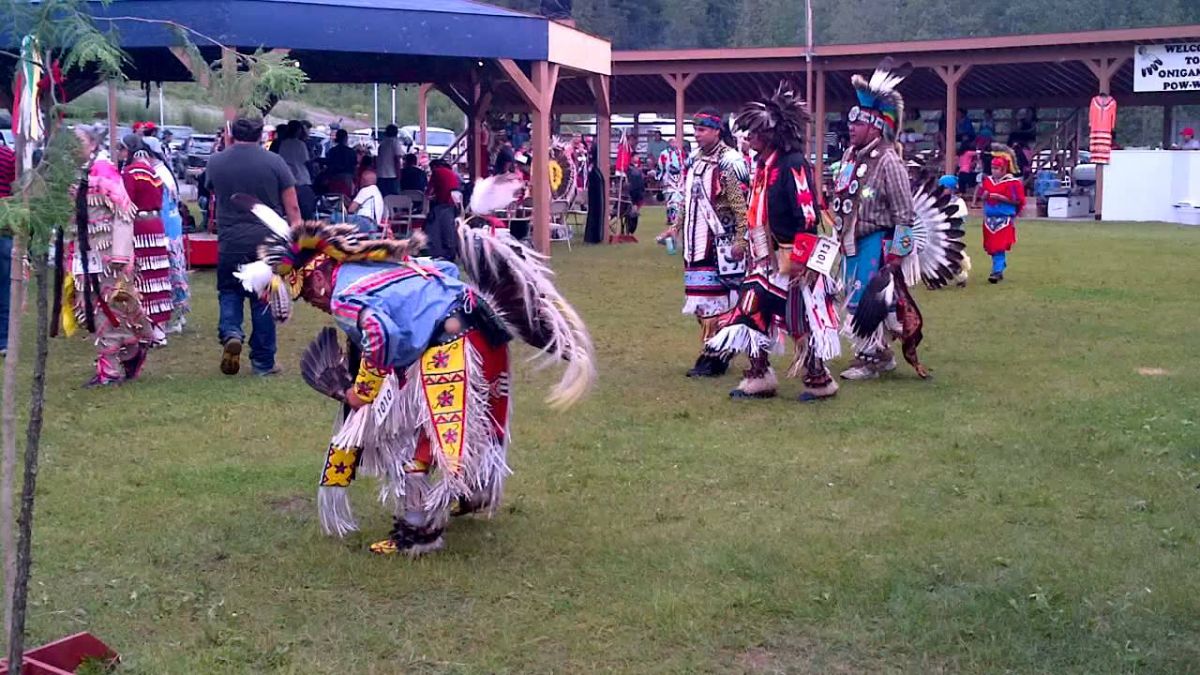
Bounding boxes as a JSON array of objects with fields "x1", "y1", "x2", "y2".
[
  {"x1": 0, "y1": 1, "x2": 124, "y2": 657},
  {"x1": 0, "y1": 2, "x2": 307, "y2": 665}
]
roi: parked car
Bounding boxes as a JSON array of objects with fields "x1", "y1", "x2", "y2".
[
  {"x1": 160, "y1": 125, "x2": 194, "y2": 152},
  {"x1": 400, "y1": 125, "x2": 457, "y2": 159},
  {"x1": 184, "y1": 133, "x2": 219, "y2": 179}
]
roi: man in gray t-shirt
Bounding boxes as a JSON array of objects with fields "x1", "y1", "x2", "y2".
[
  {"x1": 376, "y1": 124, "x2": 402, "y2": 196},
  {"x1": 205, "y1": 118, "x2": 300, "y2": 377},
  {"x1": 277, "y1": 120, "x2": 315, "y2": 219}
]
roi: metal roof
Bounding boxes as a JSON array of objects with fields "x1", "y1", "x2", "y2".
[
  {"x1": 579, "y1": 24, "x2": 1200, "y2": 114},
  {"x1": 1, "y1": 0, "x2": 556, "y2": 85}
]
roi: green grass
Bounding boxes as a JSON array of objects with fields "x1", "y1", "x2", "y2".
[{"x1": 13, "y1": 213, "x2": 1200, "y2": 673}]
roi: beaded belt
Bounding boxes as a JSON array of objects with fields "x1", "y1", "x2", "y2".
[{"x1": 135, "y1": 210, "x2": 161, "y2": 218}]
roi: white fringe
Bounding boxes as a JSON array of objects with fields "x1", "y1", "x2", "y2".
[
  {"x1": 900, "y1": 251, "x2": 921, "y2": 288},
  {"x1": 681, "y1": 295, "x2": 733, "y2": 317},
  {"x1": 802, "y1": 277, "x2": 842, "y2": 361},
  {"x1": 706, "y1": 323, "x2": 775, "y2": 358},
  {"x1": 318, "y1": 486, "x2": 359, "y2": 537}
]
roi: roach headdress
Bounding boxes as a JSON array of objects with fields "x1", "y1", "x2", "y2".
[
  {"x1": 849, "y1": 57, "x2": 913, "y2": 140},
  {"x1": 734, "y1": 81, "x2": 812, "y2": 155},
  {"x1": 231, "y1": 194, "x2": 425, "y2": 302}
]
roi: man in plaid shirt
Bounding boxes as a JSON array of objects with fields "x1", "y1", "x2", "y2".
[{"x1": 831, "y1": 60, "x2": 916, "y2": 381}]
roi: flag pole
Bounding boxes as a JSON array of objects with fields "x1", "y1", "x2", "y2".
[{"x1": 805, "y1": 0, "x2": 814, "y2": 157}]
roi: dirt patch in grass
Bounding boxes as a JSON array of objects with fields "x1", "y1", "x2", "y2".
[
  {"x1": 729, "y1": 637, "x2": 892, "y2": 674},
  {"x1": 266, "y1": 495, "x2": 311, "y2": 516},
  {"x1": 1137, "y1": 367, "x2": 1170, "y2": 376}
]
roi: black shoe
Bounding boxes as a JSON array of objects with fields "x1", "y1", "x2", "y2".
[
  {"x1": 686, "y1": 355, "x2": 714, "y2": 378},
  {"x1": 708, "y1": 354, "x2": 730, "y2": 377},
  {"x1": 730, "y1": 388, "x2": 776, "y2": 400},
  {"x1": 987, "y1": 272, "x2": 1001, "y2": 284},
  {"x1": 122, "y1": 347, "x2": 149, "y2": 381}
]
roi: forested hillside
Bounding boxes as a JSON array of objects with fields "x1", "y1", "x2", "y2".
[{"x1": 493, "y1": 0, "x2": 1199, "y2": 49}]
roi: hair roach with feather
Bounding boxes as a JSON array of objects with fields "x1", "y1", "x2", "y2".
[{"x1": 734, "y1": 81, "x2": 812, "y2": 154}]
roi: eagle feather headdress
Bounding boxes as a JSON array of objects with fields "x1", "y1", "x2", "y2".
[{"x1": 850, "y1": 57, "x2": 913, "y2": 139}]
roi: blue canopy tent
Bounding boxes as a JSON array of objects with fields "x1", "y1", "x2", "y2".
[{"x1": 1, "y1": 0, "x2": 613, "y2": 254}]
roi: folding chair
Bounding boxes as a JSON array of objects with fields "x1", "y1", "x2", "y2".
[
  {"x1": 549, "y1": 199, "x2": 572, "y2": 251},
  {"x1": 384, "y1": 194, "x2": 414, "y2": 237}
]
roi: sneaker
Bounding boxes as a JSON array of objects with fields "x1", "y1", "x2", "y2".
[
  {"x1": 369, "y1": 535, "x2": 445, "y2": 557},
  {"x1": 988, "y1": 272, "x2": 1003, "y2": 284},
  {"x1": 254, "y1": 365, "x2": 282, "y2": 377},
  {"x1": 840, "y1": 365, "x2": 880, "y2": 381},
  {"x1": 83, "y1": 374, "x2": 123, "y2": 389},
  {"x1": 220, "y1": 338, "x2": 242, "y2": 375}
]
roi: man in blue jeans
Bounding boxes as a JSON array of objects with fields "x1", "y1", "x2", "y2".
[{"x1": 205, "y1": 118, "x2": 301, "y2": 375}]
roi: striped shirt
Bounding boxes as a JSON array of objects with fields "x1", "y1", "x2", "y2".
[{"x1": 0, "y1": 144, "x2": 15, "y2": 199}]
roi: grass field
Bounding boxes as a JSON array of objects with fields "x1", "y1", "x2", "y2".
[{"x1": 12, "y1": 212, "x2": 1200, "y2": 673}]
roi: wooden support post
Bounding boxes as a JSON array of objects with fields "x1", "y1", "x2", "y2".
[
  {"x1": 662, "y1": 73, "x2": 696, "y2": 150},
  {"x1": 1083, "y1": 57, "x2": 1127, "y2": 220},
  {"x1": 1085, "y1": 57, "x2": 1128, "y2": 97},
  {"x1": 498, "y1": 59, "x2": 558, "y2": 255},
  {"x1": 465, "y1": 82, "x2": 492, "y2": 183},
  {"x1": 1162, "y1": 105, "x2": 1174, "y2": 148},
  {"x1": 935, "y1": 64, "x2": 971, "y2": 178},
  {"x1": 589, "y1": 74, "x2": 612, "y2": 234},
  {"x1": 418, "y1": 83, "x2": 430, "y2": 151},
  {"x1": 106, "y1": 81, "x2": 118, "y2": 154},
  {"x1": 813, "y1": 69, "x2": 827, "y2": 200}
]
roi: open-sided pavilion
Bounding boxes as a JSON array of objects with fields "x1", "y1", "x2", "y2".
[
  {"x1": 0, "y1": 0, "x2": 614, "y2": 254},
  {"x1": 532, "y1": 24, "x2": 1200, "y2": 185}
]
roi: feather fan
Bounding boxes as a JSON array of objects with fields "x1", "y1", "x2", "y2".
[
  {"x1": 301, "y1": 327, "x2": 353, "y2": 401},
  {"x1": 908, "y1": 180, "x2": 968, "y2": 289}
]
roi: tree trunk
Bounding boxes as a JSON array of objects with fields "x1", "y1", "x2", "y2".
[
  {"x1": 1, "y1": 174, "x2": 28, "y2": 644},
  {"x1": 6, "y1": 252, "x2": 49, "y2": 668}
]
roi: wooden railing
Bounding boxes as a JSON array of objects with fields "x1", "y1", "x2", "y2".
[{"x1": 1029, "y1": 108, "x2": 1085, "y2": 182}]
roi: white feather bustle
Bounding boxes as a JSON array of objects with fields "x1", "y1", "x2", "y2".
[
  {"x1": 469, "y1": 173, "x2": 526, "y2": 215},
  {"x1": 456, "y1": 222, "x2": 597, "y2": 409}
]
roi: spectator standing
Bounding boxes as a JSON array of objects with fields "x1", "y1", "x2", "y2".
[
  {"x1": 278, "y1": 121, "x2": 315, "y2": 219},
  {"x1": 645, "y1": 130, "x2": 668, "y2": 171},
  {"x1": 205, "y1": 117, "x2": 300, "y2": 377},
  {"x1": 0, "y1": 140, "x2": 14, "y2": 355},
  {"x1": 324, "y1": 128, "x2": 358, "y2": 198},
  {"x1": 622, "y1": 156, "x2": 645, "y2": 242},
  {"x1": 425, "y1": 159, "x2": 460, "y2": 261},
  {"x1": 956, "y1": 108, "x2": 976, "y2": 152},
  {"x1": 376, "y1": 124, "x2": 403, "y2": 196},
  {"x1": 268, "y1": 122, "x2": 290, "y2": 154}
]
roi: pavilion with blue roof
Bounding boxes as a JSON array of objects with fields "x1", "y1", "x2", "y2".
[{"x1": 1, "y1": 0, "x2": 614, "y2": 254}]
